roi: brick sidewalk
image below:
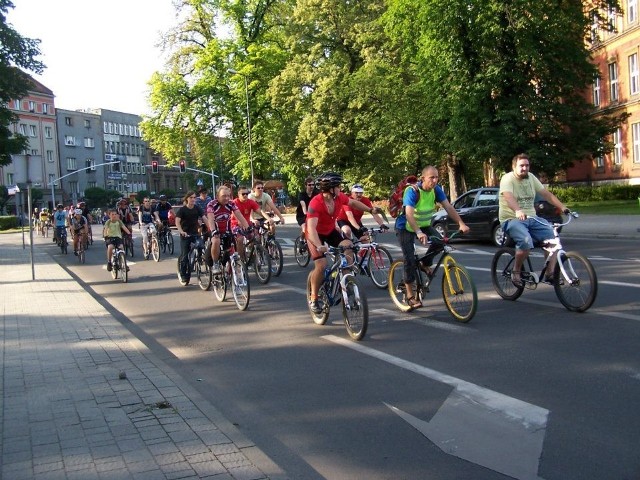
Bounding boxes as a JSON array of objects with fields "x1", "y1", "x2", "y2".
[{"x1": 0, "y1": 232, "x2": 283, "y2": 480}]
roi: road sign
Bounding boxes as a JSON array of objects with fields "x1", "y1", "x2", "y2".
[{"x1": 196, "y1": 179, "x2": 203, "y2": 186}]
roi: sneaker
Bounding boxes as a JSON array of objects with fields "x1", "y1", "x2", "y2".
[
  {"x1": 106, "y1": 262, "x2": 113, "y2": 272},
  {"x1": 309, "y1": 300, "x2": 322, "y2": 314},
  {"x1": 126, "y1": 266, "x2": 130, "y2": 272},
  {"x1": 178, "y1": 272, "x2": 187, "y2": 286},
  {"x1": 212, "y1": 261, "x2": 222, "y2": 274},
  {"x1": 74, "y1": 251, "x2": 78, "y2": 256}
]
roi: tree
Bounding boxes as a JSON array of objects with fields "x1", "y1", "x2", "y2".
[
  {"x1": 84, "y1": 187, "x2": 121, "y2": 210},
  {"x1": 0, "y1": 184, "x2": 8, "y2": 213},
  {"x1": 135, "y1": 190, "x2": 151, "y2": 204},
  {"x1": 0, "y1": 0, "x2": 45, "y2": 166}
]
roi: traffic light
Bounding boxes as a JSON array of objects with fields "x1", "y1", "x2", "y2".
[
  {"x1": 151, "y1": 160, "x2": 159, "y2": 173},
  {"x1": 179, "y1": 160, "x2": 186, "y2": 173}
]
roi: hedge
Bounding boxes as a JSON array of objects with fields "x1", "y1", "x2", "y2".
[
  {"x1": 548, "y1": 184, "x2": 640, "y2": 202},
  {"x1": 0, "y1": 216, "x2": 19, "y2": 230}
]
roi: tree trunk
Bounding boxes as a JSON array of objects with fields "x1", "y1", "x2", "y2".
[
  {"x1": 445, "y1": 154, "x2": 467, "y2": 201},
  {"x1": 483, "y1": 158, "x2": 499, "y2": 187}
]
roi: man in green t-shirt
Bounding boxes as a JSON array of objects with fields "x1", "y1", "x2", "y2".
[
  {"x1": 103, "y1": 209, "x2": 131, "y2": 272},
  {"x1": 498, "y1": 153, "x2": 568, "y2": 287}
]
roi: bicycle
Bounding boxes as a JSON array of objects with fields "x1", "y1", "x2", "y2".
[
  {"x1": 123, "y1": 229, "x2": 134, "y2": 257},
  {"x1": 142, "y1": 223, "x2": 160, "y2": 262},
  {"x1": 181, "y1": 233, "x2": 210, "y2": 289},
  {"x1": 244, "y1": 228, "x2": 272, "y2": 284},
  {"x1": 158, "y1": 221, "x2": 174, "y2": 255},
  {"x1": 294, "y1": 232, "x2": 310, "y2": 267},
  {"x1": 388, "y1": 231, "x2": 478, "y2": 323},
  {"x1": 76, "y1": 232, "x2": 86, "y2": 264},
  {"x1": 351, "y1": 227, "x2": 393, "y2": 289},
  {"x1": 55, "y1": 226, "x2": 68, "y2": 254},
  {"x1": 211, "y1": 231, "x2": 250, "y2": 310},
  {"x1": 254, "y1": 217, "x2": 284, "y2": 276},
  {"x1": 109, "y1": 241, "x2": 129, "y2": 283},
  {"x1": 306, "y1": 245, "x2": 369, "y2": 341},
  {"x1": 490, "y1": 212, "x2": 597, "y2": 312}
]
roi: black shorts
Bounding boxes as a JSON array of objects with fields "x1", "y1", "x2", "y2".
[
  {"x1": 104, "y1": 237, "x2": 123, "y2": 248},
  {"x1": 309, "y1": 229, "x2": 345, "y2": 261},
  {"x1": 337, "y1": 220, "x2": 366, "y2": 238}
]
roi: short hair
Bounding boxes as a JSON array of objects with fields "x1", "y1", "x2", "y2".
[
  {"x1": 252, "y1": 180, "x2": 264, "y2": 189},
  {"x1": 108, "y1": 208, "x2": 118, "y2": 214},
  {"x1": 305, "y1": 176, "x2": 314, "y2": 184},
  {"x1": 217, "y1": 185, "x2": 231, "y2": 197},
  {"x1": 512, "y1": 153, "x2": 530, "y2": 169}
]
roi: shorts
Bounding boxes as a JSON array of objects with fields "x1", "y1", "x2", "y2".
[
  {"x1": 503, "y1": 217, "x2": 554, "y2": 251},
  {"x1": 337, "y1": 220, "x2": 366, "y2": 238},
  {"x1": 308, "y1": 229, "x2": 345, "y2": 261},
  {"x1": 104, "y1": 236, "x2": 123, "y2": 248}
]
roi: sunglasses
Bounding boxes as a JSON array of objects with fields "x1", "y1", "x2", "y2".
[
  {"x1": 255, "y1": 187, "x2": 264, "y2": 190},
  {"x1": 239, "y1": 192, "x2": 249, "y2": 196},
  {"x1": 306, "y1": 183, "x2": 314, "y2": 186}
]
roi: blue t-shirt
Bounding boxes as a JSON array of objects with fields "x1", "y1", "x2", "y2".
[
  {"x1": 395, "y1": 183, "x2": 447, "y2": 230},
  {"x1": 53, "y1": 210, "x2": 68, "y2": 228}
]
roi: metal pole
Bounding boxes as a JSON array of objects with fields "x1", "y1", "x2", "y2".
[
  {"x1": 211, "y1": 168, "x2": 216, "y2": 193},
  {"x1": 27, "y1": 183, "x2": 35, "y2": 280},
  {"x1": 50, "y1": 181, "x2": 55, "y2": 210}
]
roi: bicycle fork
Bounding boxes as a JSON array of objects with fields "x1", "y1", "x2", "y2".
[{"x1": 340, "y1": 273, "x2": 359, "y2": 310}]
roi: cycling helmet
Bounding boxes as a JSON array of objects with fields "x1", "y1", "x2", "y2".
[
  {"x1": 118, "y1": 197, "x2": 128, "y2": 204},
  {"x1": 56, "y1": 204, "x2": 63, "y2": 208},
  {"x1": 351, "y1": 183, "x2": 364, "y2": 193},
  {"x1": 74, "y1": 209, "x2": 83, "y2": 215},
  {"x1": 159, "y1": 194, "x2": 167, "y2": 200},
  {"x1": 316, "y1": 172, "x2": 343, "y2": 192}
]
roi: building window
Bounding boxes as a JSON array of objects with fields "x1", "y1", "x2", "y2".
[
  {"x1": 64, "y1": 135, "x2": 76, "y2": 146},
  {"x1": 19, "y1": 123, "x2": 27, "y2": 135},
  {"x1": 633, "y1": 122, "x2": 640, "y2": 163},
  {"x1": 87, "y1": 181, "x2": 97, "y2": 189},
  {"x1": 630, "y1": 54, "x2": 639, "y2": 95},
  {"x1": 43, "y1": 103, "x2": 49, "y2": 114},
  {"x1": 65, "y1": 116, "x2": 72, "y2": 126},
  {"x1": 44, "y1": 126, "x2": 53, "y2": 138},
  {"x1": 46, "y1": 150, "x2": 54, "y2": 162},
  {"x1": 7, "y1": 173, "x2": 14, "y2": 185},
  {"x1": 103, "y1": 121, "x2": 108, "y2": 133},
  {"x1": 30, "y1": 149, "x2": 38, "y2": 155},
  {"x1": 66, "y1": 157, "x2": 77, "y2": 171},
  {"x1": 48, "y1": 174, "x2": 56, "y2": 187},
  {"x1": 630, "y1": 0, "x2": 638, "y2": 23},
  {"x1": 69, "y1": 181, "x2": 78, "y2": 195},
  {"x1": 86, "y1": 158, "x2": 96, "y2": 171},
  {"x1": 84, "y1": 119, "x2": 91, "y2": 128},
  {"x1": 595, "y1": 154, "x2": 604, "y2": 168},
  {"x1": 84, "y1": 137, "x2": 95, "y2": 148},
  {"x1": 612, "y1": 128, "x2": 623, "y2": 165},
  {"x1": 28, "y1": 100, "x2": 35, "y2": 112},
  {"x1": 29, "y1": 125, "x2": 37, "y2": 137}
]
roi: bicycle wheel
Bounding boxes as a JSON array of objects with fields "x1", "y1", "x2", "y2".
[
  {"x1": 554, "y1": 251, "x2": 598, "y2": 312},
  {"x1": 306, "y1": 271, "x2": 330, "y2": 325},
  {"x1": 231, "y1": 258, "x2": 250, "y2": 310},
  {"x1": 126, "y1": 235, "x2": 134, "y2": 258},
  {"x1": 268, "y1": 239, "x2": 284, "y2": 276},
  {"x1": 388, "y1": 260, "x2": 413, "y2": 312},
  {"x1": 111, "y1": 254, "x2": 118, "y2": 279},
  {"x1": 441, "y1": 259, "x2": 477, "y2": 323},
  {"x1": 167, "y1": 231, "x2": 174, "y2": 254},
  {"x1": 294, "y1": 235, "x2": 310, "y2": 267},
  {"x1": 159, "y1": 231, "x2": 167, "y2": 253},
  {"x1": 197, "y1": 253, "x2": 211, "y2": 291},
  {"x1": 61, "y1": 236, "x2": 68, "y2": 254},
  {"x1": 253, "y1": 244, "x2": 272, "y2": 284},
  {"x1": 491, "y1": 248, "x2": 524, "y2": 301},
  {"x1": 78, "y1": 247, "x2": 85, "y2": 264},
  {"x1": 367, "y1": 246, "x2": 393, "y2": 289},
  {"x1": 212, "y1": 267, "x2": 227, "y2": 302},
  {"x1": 151, "y1": 236, "x2": 160, "y2": 262},
  {"x1": 118, "y1": 252, "x2": 128, "y2": 283},
  {"x1": 342, "y1": 276, "x2": 368, "y2": 341}
]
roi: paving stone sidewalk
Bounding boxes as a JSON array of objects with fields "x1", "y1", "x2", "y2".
[{"x1": 0, "y1": 233, "x2": 284, "y2": 480}]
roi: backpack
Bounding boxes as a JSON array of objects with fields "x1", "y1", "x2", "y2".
[{"x1": 388, "y1": 175, "x2": 419, "y2": 218}]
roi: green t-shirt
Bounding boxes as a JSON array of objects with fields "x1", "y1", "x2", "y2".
[
  {"x1": 104, "y1": 219, "x2": 124, "y2": 238},
  {"x1": 498, "y1": 172, "x2": 544, "y2": 223}
]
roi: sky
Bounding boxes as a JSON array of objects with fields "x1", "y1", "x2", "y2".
[{"x1": 7, "y1": 0, "x2": 178, "y2": 116}]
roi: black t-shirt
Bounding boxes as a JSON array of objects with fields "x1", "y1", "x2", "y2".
[
  {"x1": 176, "y1": 205, "x2": 204, "y2": 235},
  {"x1": 296, "y1": 189, "x2": 319, "y2": 224},
  {"x1": 153, "y1": 201, "x2": 172, "y2": 220}
]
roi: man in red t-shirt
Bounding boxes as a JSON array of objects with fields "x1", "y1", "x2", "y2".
[
  {"x1": 306, "y1": 172, "x2": 383, "y2": 314},
  {"x1": 231, "y1": 186, "x2": 269, "y2": 261},
  {"x1": 337, "y1": 183, "x2": 389, "y2": 240}
]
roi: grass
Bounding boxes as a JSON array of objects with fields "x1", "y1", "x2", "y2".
[{"x1": 566, "y1": 199, "x2": 640, "y2": 215}]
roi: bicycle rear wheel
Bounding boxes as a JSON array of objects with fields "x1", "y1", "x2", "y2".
[
  {"x1": 151, "y1": 236, "x2": 160, "y2": 262},
  {"x1": 441, "y1": 259, "x2": 477, "y2": 323},
  {"x1": 491, "y1": 248, "x2": 524, "y2": 301},
  {"x1": 167, "y1": 231, "x2": 174, "y2": 254},
  {"x1": 307, "y1": 272, "x2": 330, "y2": 325},
  {"x1": 118, "y1": 252, "x2": 128, "y2": 283},
  {"x1": 342, "y1": 276, "x2": 368, "y2": 341},
  {"x1": 295, "y1": 235, "x2": 310, "y2": 267},
  {"x1": 554, "y1": 251, "x2": 597, "y2": 312},
  {"x1": 197, "y1": 253, "x2": 211, "y2": 291},
  {"x1": 231, "y1": 258, "x2": 250, "y2": 310},
  {"x1": 159, "y1": 231, "x2": 167, "y2": 253},
  {"x1": 212, "y1": 268, "x2": 227, "y2": 302},
  {"x1": 268, "y1": 239, "x2": 283, "y2": 276},
  {"x1": 253, "y1": 244, "x2": 272, "y2": 284},
  {"x1": 367, "y1": 246, "x2": 393, "y2": 289},
  {"x1": 388, "y1": 260, "x2": 413, "y2": 312},
  {"x1": 61, "y1": 237, "x2": 68, "y2": 255}
]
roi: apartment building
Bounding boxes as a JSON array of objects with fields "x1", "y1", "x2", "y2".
[{"x1": 567, "y1": 1, "x2": 640, "y2": 185}]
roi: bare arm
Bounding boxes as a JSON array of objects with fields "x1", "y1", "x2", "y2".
[
  {"x1": 441, "y1": 200, "x2": 469, "y2": 233},
  {"x1": 538, "y1": 189, "x2": 568, "y2": 214}
]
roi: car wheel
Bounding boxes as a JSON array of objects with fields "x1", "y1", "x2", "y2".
[
  {"x1": 492, "y1": 223, "x2": 505, "y2": 247},
  {"x1": 433, "y1": 222, "x2": 447, "y2": 238}
]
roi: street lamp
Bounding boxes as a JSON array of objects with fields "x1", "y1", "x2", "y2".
[{"x1": 228, "y1": 68, "x2": 254, "y2": 185}]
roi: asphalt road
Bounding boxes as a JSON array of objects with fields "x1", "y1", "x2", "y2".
[{"x1": 49, "y1": 223, "x2": 640, "y2": 480}]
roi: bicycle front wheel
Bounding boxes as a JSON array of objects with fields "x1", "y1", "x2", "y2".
[
  {"x1": 151, "y1": 236, "x2": 160, "y2": 262},
  {"x1": 367, "y1": 246, "x2": 393, "y2": 289},
  {"x1": 197, "y1": 253, "x2": 211, "y2": 291},
  {"x1": 295, "y1": 235, "x2": 310, "y2": 267},
  {"x1": 167, "y1": 231, "x2": 174, "y2": 255},
  {"x1": 78, "y1": 247, "x2": 85, "y2": 264},
  {"x1": 342, "y1": 276, "x2": 368, "y2": 341},
  {"x1": 118, "y1": 252, "x2": 128, "y2": 283},
  {"x1": 554, "y1": 251, "x2": 597, "y2": 312},
  {"x1": 491, "y1": 248, "x2": 524, "y2": 301},
  {"x1": 253, "y1": 244, "x2": 272, "y2": 284},
  {"x1": 268, "y1": 239, "x2": 283, "y2": 276},
  {"x1": 159, "y1": 232, "x2": 167, "y2": 253},
  {"x1": 212, "y1": 268, "x2": 227, "y2": 302},
  {"x1": 441, "y1": 259, "x2": 477, "y2": 323},
  {"x1": 231, "y1": 259, "x2": 250, "y2": 310},
  {"x1": 388, "y1": 260, "x2": 413, "y2": 312},
  {"x1": 307, "y1": 271, "x2": 329, "y2": 325}
]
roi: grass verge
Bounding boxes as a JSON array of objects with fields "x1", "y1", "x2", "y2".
[{"x1": 567, "y1": 199, "x2": 640, "y2": 214}]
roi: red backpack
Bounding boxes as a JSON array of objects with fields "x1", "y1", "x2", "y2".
[{"x1": 388, "y1": 175, "x2": 419, "y2": 218}]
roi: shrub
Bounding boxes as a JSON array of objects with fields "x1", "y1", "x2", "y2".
[
  {"x1": 0, "y1": 216, "x2": 19, "y2": 230},
  {"x1": 548, "y1": 184, "x2": 640, "y2": 202}
]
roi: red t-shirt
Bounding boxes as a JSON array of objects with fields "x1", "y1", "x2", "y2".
[
  {"x1": 307, "y1": 192, "x2": 351, "y2": 236},
  {"x1": 337, "y1": 196, "x2": 372, "y2": 224},
  {"x1": 231, "y1": 198, "x2": 260, "y2": 226},
  {"x1": 206, "y1": 200, "x2": 238, "y2": 233}
]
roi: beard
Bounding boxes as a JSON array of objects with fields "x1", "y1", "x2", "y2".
[{"x1": 515, "y1": 171, "x2": 529, "y2": 179}]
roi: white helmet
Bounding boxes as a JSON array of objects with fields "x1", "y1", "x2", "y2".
[{"x1": 74, "y1": 209, "x2": 83, "y2": 215}]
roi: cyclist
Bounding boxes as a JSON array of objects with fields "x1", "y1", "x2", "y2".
[
  {"x1": 52, "y1": 204, "x2": 68, "y2": 244},
  {"x1": 499, "y1": 153, "x2": 568, "y2": 287},
  {"x1": 206, "y1": 185, "x2": 251, "y2": 274},
  {"x1": 103, "y1": 208, "x2": 131, "y2": 272},
  {"x1": 249, "y1": 180, "x2": 285, "y2": 234},
  {"x1": 69, "y1": 208, "x2": 89, "y2": 256},
  {"x1": 306, "y1": 172, "x2": 383, "y2": 314},
  {"x1": 231, "y1": 186, "x2": 270, "y2": 261},
  {"x1": 38, "y1": 208, "x2": 50, "y2": 236},
  {"x1": 337, "y1": 183, "x2": 389, "y2": 240},
  {"x1": 195, "y1": 187, "x2": 212, "y2": 212},
  {"x1": 153, "y1": 194, "x2": 172, "y2": 233},
  {"x1": 296, "y1": 177, "x2": 318, "y2": 239},
  {"x1": 175, "y1": 191, "x2": 208, "y2": 285},
  {"x1": 138, "y1": 197, "x2": 156, "y2": 259},
  {"x1": 77, "y1": 201, "x2": 93, "y2": 243},
  {"x1": 396, "y1": 165, "x2": 469, "y2": 309}
]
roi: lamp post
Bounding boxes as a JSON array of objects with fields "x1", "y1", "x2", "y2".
[{"x1": 228, "y1": 68, "x2": 254, "y2": 185}]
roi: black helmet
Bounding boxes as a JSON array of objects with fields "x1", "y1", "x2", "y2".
[
  {"x1": 56, "y1": 203, "x2": 63, "y2": 208},
  {"x1": 316, "y1": 172, "x2": 343, "y2": 192},
  {"x1": 159, "y1": 194, "x2": 167, "y2": 200}
]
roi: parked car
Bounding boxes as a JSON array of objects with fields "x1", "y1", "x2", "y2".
[{"x1": 430, "y1": 187, "x2": 504, "y2": 246}]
